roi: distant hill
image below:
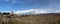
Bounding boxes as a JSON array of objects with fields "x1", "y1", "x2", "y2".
[
  {"x1": 16, "y1": 13, "x2": 60, "y2": 16},
  {"x1": 31, "y1": 13, "x2": 60, "y2": 16}
]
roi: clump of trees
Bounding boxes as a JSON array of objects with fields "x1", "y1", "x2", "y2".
[{"x1": 21, "y1": 15, "x2": 28, "y2": 17}]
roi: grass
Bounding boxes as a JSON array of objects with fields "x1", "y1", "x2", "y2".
[
  {"x1": 0, "y1": 14, "x2": 60, "y2": 24},
  {"x1": 12, "y1": 20, "x2": 22, "y2": 24},
  {"x1": 50, "y1": 20, "x2": 60, "y2": 24},
  {"x1": 57, "y1": 21, "x2": 60, "y2": 24}
]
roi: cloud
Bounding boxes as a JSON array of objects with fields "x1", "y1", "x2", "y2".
[
  {"x1": 12, "y1": 0, "x2": 17, "y2": 3},
  {"x1": 4, "y1": 0, "x2": 10, "y2": 2},
  {"x1": 15, "y1": 9, "x2": 60, "y2": 15},
  {"x1": 10, "y1": 0, "x2": 18, "y2": 5}
]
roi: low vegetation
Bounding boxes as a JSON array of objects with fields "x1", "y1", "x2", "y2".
[
  {"x1": 12, "y1": 20, "x2": 22, "y2": 24},
  {"x1": 0, "y1": 13, "x2": 60, "y2": 24}
]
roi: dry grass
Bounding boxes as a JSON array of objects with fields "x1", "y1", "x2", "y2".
[
  {"x1": 0, "y1": 14, "x2": 60, "y2": 24},
  {"x1": 14, "y1": 14, "x2": 60, "y2": 24}
]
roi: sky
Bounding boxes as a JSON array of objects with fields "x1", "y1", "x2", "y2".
[{"x1": 0, "y1": 0, "x2": 60, "y2": 14}]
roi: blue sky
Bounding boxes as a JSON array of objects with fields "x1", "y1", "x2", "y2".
[{"x1": 0, "y1": 0, "x2": 60, "y2": 12}]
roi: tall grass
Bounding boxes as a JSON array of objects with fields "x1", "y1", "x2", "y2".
[{"x1": 12, "y1": 20, "x2": 22, "y2": 24}]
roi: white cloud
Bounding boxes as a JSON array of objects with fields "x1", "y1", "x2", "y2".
[{"x1": 15, "y1": 9, "x2": 60, "y2": 15}]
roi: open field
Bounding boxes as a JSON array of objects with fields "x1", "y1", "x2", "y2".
[
  {"x1": 15, "y1": 14, "x2": 60, "y2": 24},
  {"x1": 0, "y1": 13, "x2": 60, "y2": 24}
]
